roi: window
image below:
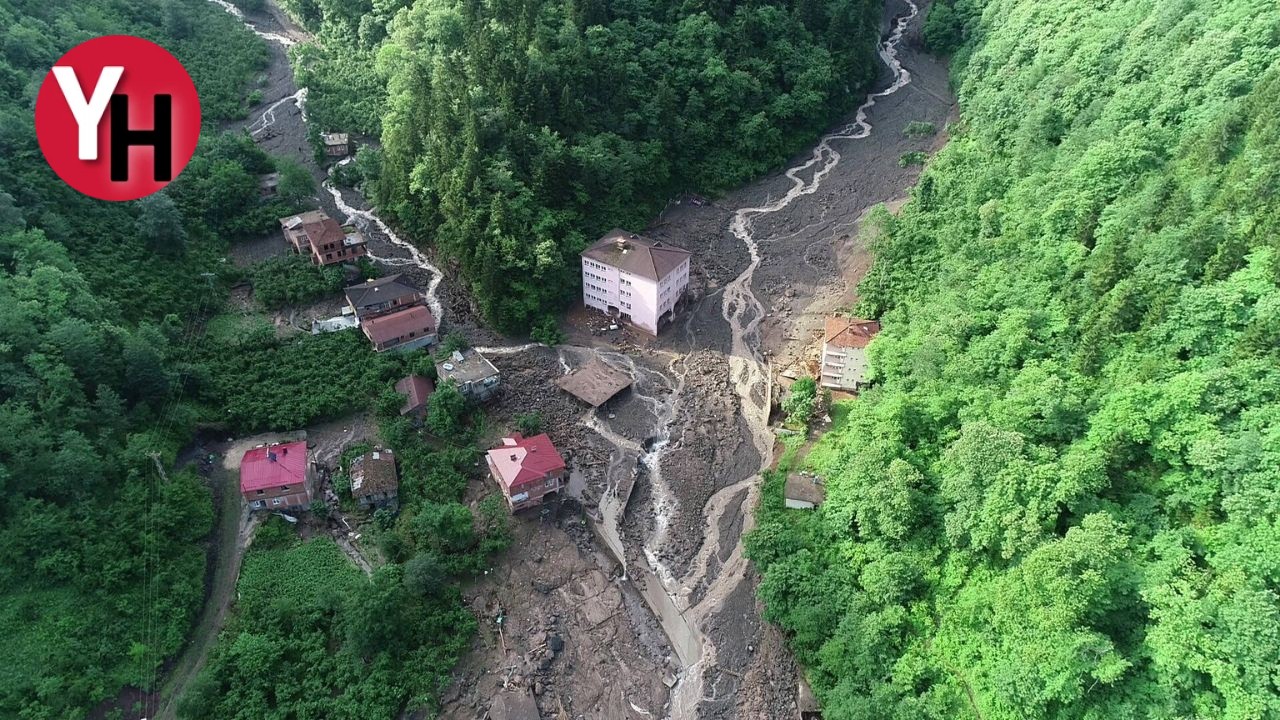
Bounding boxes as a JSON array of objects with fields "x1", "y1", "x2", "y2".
[
  {"x1": 256, "y1": 489, "x2": 264, "y2": 495},
  {"x1": 281, "y1": 485, "x2": 290, "y2": 491},
  {"x1": 272, "y1": 498, "x2": 283, "y2": 506},
  {"x1": 251, "y1": 500, "x2": 263, "y2": 509}
]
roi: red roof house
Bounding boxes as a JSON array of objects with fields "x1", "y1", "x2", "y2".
[
  {"x1": 394, "y1": 374, "x2": 435, "y2": 419},
  {"x1": 485, "y1": 433, "x2": 567, "y2": 511},
  {"x1": 361, "y1": 305, "x2": 437, "y2": 352},
  {"x1": 239, "y1": 440, "x2": 315, "y2": 511}
]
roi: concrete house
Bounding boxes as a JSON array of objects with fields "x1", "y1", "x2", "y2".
[
  {"x1": 361, "y1": 305, "x2": 437, "y2": 352},
  {"x1": 345, "y1": 274, "x2": 426, "y2": 319},
  {"x1": 321, "y1": 132, "x2": 350, "y2": 157},
  {"x1": 486, "y1": 433, "x2": 566, "y2": 511},
  {"x1": 240, "y1": 441, "x2": 314, "y2": 511},
  {"x1": 820, "y1": 316, "x2": 881, "y2": 392},
  {"x1": 581, "y1": 229, "x2": 691, "y2": 335},
  {"x1": 436, "y1": 349, "x2": 500, "y2": 402},
  {"x1": 350, "y1": 448, "x2": 399, "y2": 511},
  {"x1": 280, "y1": 210, "x2": 367, "y2": 266},
  {"x1": 394, "y1": 374, "x2": 435, "y2": 420}
]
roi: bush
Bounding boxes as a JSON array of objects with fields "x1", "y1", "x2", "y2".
[
  {"x1": 782, "y1": 377, "x2": 818, "y2": 429},
  {"x1": 250, "y1": 253, "x2": 344, "y2": 309},
  {"x1": 515, "y1": 412, "x2": 543, "y2": 435},
  {"x1": 530, "y1": 316, "x2": 564, "y2": 346},
  {"x1": 903, "y1": 121, "x2": 936, "y2": 137},
  {"x1": 898, "y1": 151, "x2": 928, "y2": 167}
]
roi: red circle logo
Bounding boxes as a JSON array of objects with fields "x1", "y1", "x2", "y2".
[{"x1": 35, "y1": 35, "x2": 201, "y2": 202}]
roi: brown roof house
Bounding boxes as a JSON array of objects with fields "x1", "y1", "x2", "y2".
[
  {"x1": 280, "y1": 210, "x2": 368, "y2": 266},
  {"x1": 349, "y1": 448, "x2": 398, "y2": 511},
  {"x1": 820, "y1": 316, "x2": 881, "y2": 392},
  {"x1": 436, "y1": 349, "x2": 500, "y2": 402},
  {"x1": 581, "y1": 229, "x2": 692, "y2": 335},
  {"x1": 394, "y1": 374, "x2": 435, "y2": 420},
  {"x1": 345, "y1": 274, "x2": 426, "y2": 319},
  {"x1": 361, "y1": 304, "x2": 437, "y2": 352}
]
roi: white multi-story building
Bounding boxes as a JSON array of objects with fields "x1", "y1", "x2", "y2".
[
  {"x1": 820, "y1": 316, "x2": 881, "y2": 391},
  {"x1": 581, "y1": 229, "x2": 691, "y2": 335}
]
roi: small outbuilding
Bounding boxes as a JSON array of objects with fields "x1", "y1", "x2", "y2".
[
  {"x1": 784, "y1": 472, "x2": 826, "y2": 510},
  {"x1": 349, "y1": 448, "x2": 399, "y2": 511},
  {"x1": 394, "y1": 374, "x2": 435, "y2": 420},
  {"x1": 555, "y1": 359, "x2": 633, "y2": 407}
]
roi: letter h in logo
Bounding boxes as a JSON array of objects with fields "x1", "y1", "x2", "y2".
[{"x1": 109, "y1": 93, "x2": 172, "y2": 182}]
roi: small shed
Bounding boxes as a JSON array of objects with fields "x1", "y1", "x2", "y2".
[
  {"x1": 555, "y1": 360, "x2": 633, "y2": 407},
  {"x1": 394, "y1": 374, "x2": 434, "y2": 420},
  {"x1": 784, "y1": 472, "x2": 826, "y2": 510},
  {"x1": 350, "y1": 448, "x2": 399, "y2": 511},
  {"x1": 321, "y1": 132, "x2": 350, "y2": 157}
]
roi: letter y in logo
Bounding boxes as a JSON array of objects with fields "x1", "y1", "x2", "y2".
[{"x1": 51, "y1": 66, "x2": 123, "y2": 161}]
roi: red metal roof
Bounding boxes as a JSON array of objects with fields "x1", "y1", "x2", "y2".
[
  {"x1": 363, "y1": 305, "x2": 436, "y2": 344},
  {"x1": 486, "y1": 433, "x2": 566, "y2": 490},
  {"x1": 240, "y1": 441, "x2": 309, "y2": 493},
  {"x1": 823, "y1": 316, "x2": 881, "y2": 349},
  {"x1": 395, "y1": 374, "x2": 435, "y2": 414}
]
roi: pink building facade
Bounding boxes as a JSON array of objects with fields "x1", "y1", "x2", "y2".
[{"x1": 581, "y1": 230, "x2": 691, "y2": 335}]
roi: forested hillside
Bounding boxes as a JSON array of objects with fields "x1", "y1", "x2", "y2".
[
  {"x1": 278, "y1": 0, "x2": 885, "y2": 330},
  {"x1": 0, "y1": 2, "x2": 288, "y2": 716},
  {"x1": 749, "y1": 0, "x2": 1280, "y2": 718}
]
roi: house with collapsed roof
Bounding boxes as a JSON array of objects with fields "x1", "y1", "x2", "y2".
[
  {"x1": 820, "y1": 316, "x2": 881, "y2": 392},
  {"x1": 349, "y1": 448, "x2": 399, "y2": 511},
  {"x1": 239, "y1": 441, "x2": 314, "y2": 512},
  {"x1": 485, "y1": 433, "x2": 566, "y2": 511},
  {"x1": 581, "y1": 229, "x2": 691, "y2": 335},
  {"x1": 280, "y1": 210, "x2": 367, "y2": 266}
]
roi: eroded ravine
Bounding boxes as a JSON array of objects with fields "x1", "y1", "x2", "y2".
[{"x1": 668, "y1": 3, "x2": 921, "y2": 714}]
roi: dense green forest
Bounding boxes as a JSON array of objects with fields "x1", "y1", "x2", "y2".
[
  {"x1": 275, "y1": 0, "x2": 884, "y2": 330},
  {"x1": 0, "y1": 1, "x2": 292, "y2": 716},
  {"x1": 749, "y1": 0, "x2": 1280, "y2": 718}
]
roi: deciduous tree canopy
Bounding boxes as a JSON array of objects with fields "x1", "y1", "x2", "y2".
[{"x1": 749, "y1": 1, "x2": 1280, "y2": 718}]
